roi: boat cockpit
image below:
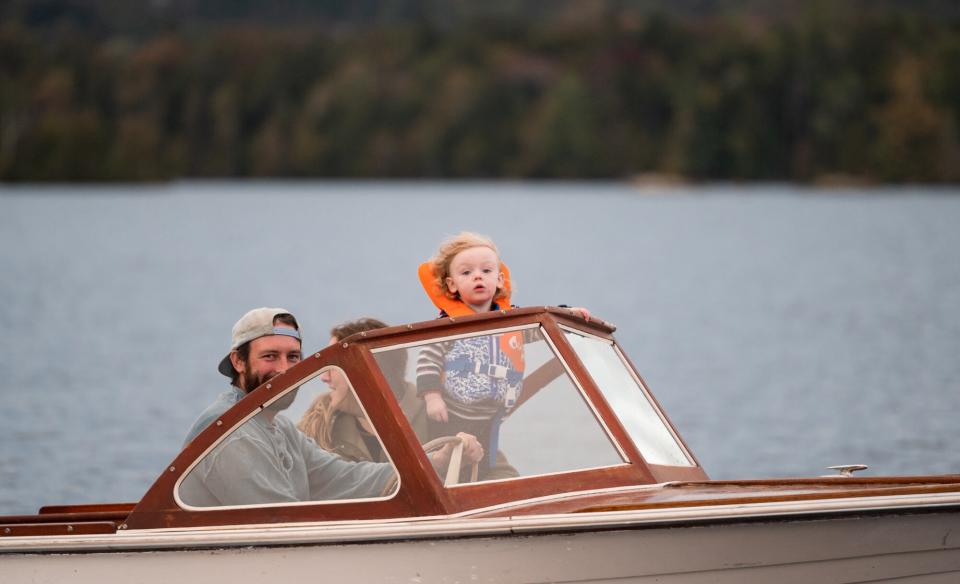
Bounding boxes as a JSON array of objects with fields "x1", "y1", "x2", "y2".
[{"x1": 123, "y1": 306, "x2": 706, "y2": 530}]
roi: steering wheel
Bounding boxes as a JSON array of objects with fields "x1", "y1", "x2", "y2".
[{"x1": 422, "y1": 435, "x2": 480, "y2": 486}]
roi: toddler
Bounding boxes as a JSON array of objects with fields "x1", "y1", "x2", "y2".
[{"x1": 416, "y1": 232, "x2": 587, "y2": 477}]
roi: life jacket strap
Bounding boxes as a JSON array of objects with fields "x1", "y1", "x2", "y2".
[
  {"x1": 489, "y1": 410, "x2": 504, "y2": 468},
  {"x1": 446, "y1": 355, "x2": 524, "y2": 387}
]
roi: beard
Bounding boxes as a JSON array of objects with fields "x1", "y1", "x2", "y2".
[
  {"x1": 242, "y1": 369, "x2": 298, "y2": 414},
  {"x1": 241, "y1": 368, "x2": 273, "y2": 394},
  {"x1": 266, "y1": 388, "x2": 298, "y2": 413}
]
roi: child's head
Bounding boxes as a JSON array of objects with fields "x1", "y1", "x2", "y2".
[{"x1": 431, "y1": 232, "x2": 506, "y2": 308}]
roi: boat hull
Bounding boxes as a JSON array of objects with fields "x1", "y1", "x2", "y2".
[{"x1": 5, "y1": 510, "x2": 959, "y2": 583}]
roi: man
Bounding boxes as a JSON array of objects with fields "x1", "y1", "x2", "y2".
[
  {"x1": 180, "y1": 307, "x2": 482, "y2": 507},
  {"x1": 182, "y1": 307, "x2": 305, "y2": 446}
]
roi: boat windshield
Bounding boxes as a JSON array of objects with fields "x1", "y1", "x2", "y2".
[
  {"x1": 372, "y1": 325, "x2": 626, "y2": 486},
  {"x1": 177, "y1": 368, "x2": 400, "y2": 509},
  {"x1": 563, "y1": 327, "x2": 693, "y2": 467}
]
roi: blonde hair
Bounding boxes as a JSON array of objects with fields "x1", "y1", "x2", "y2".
[
  {"x1": 430, "y1": 231, "x2": 505, "y2": 301},
  {"x1": 298, "y1": 392, "x2": 337, "y2": 451}
]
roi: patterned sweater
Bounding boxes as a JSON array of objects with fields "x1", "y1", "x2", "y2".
[{"x1": 416, "y1": 329, "x2": 536, "y2": 420}]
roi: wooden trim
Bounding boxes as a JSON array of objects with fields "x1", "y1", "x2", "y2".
[
  {"x1": 124, "y1": 342, "x2": 438, "y2": 529},
  {"x1": 0, "y1": 521, "x2": 117, "y2": 537},
  {"x1": 612, "y1": 339, "x2": 705, "y2": 470},
  {"x1": 647, "y1": 464, "x2": 709, "y2": 482},
  {"x1": 540, "y1": 317, "x2": 658, "y2": 483},
  {"x1": 676, "y1": 474, "x2": 960, "y2": 487},
  {"x1": 361, "y1": 314, "x2": 546, "y2": 351},
  {"x1": 444, "y1": 465, "x2": 648, "y2": 513},
  {"x1": 350, "y1": 346, "x2": 451, "y2": 515},
  {"x1": 345, "y1": 306, "x2": 612, "y2": 349},
  {"x1": 39, "y1": 503, "x2": 136, "y2": 515},
  {"x1": 574, "y1": 482, "x2": 960, "y2": 513},
  {"x1": 0, "y1": 511, "x2": 128, "y2": 526}
]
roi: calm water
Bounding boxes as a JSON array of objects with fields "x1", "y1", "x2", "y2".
[{"x1": 1, "y1": 181, "x2": 958, "y2": 515}]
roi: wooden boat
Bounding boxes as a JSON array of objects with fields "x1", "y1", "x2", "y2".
[{"x1": 3, "y1": 307, "x2": 959, "y2": 582}]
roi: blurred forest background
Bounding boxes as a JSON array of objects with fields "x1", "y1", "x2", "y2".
[{"x1": 2, "y1": 0, "x2": 959, "y2": 183}]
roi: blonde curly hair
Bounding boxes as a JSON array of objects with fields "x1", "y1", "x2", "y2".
[
  {"x1": 298, "y1": 392, "x2": 337, "y2": 451},
  {"x1": 430, "y1": 231, "x2": 506, "y2": 301}
]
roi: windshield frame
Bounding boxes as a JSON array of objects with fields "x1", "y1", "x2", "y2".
[
  {"x1": 126, "y1": 307, "x2": 706, "y2": 530},
  {"x1": 173, "y1": 366, "x2": 404, "y2": 512},
  {"x1": 370, "y1": 323, "x2": 633, "y2": 487},
  {"x1": 558, "y1": 324, "x2": 696, "y2": 468}
]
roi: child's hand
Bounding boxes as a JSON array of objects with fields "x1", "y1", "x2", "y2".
[
  {"x1": 569, "y1": 306, "x2": 591, "y2": 321},
  {"x1": 423, "y1": 391, "x2": 449, "y2": 422}
]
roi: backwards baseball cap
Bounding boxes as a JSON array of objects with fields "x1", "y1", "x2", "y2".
[{"x1": 217, "y1": 307, "x2": 303, "y2": 377}]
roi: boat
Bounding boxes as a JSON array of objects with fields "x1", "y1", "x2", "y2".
[{"x1": 3, "y1": 306, "x2": 959, "y2": 582}]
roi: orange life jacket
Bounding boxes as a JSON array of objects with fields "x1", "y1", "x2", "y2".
[
  {"x1": 417, "y1": 261, "x2": 513, "y2": 317},
  {"x1": 417, "y1": 260, "x2": 524, "y2": 373}
]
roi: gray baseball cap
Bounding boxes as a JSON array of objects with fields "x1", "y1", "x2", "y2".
[{"x1": 218, "y1": 307, "x2": 302, "y2": 377}]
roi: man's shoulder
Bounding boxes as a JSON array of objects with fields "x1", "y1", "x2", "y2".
[{"x1": 183, "y1": 387, "x2": 245, "y2": 446}]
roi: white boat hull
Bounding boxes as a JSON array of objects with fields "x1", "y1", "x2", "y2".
[{"x1": 5, "y1": 510, "x2": 959, "y2": 583}]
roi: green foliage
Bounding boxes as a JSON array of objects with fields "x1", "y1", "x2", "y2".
[{"x1": 1, "y1": 3, "x2": 959, "y2": 182}]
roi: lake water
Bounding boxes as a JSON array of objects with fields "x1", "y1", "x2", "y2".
[{"x1": 1, "y1": 181, "x2": 958, "y2": 515}]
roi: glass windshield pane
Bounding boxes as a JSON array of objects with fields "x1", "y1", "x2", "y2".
[
  {"x1": 178, "y1": 369, "x2": 399, "y2": 508},
  {"x1": 564, "y1": 329, "x2": 692, "y2": 467},
  {"x1": 372, "y1": 326, "x2": 624, "y2": 486}
]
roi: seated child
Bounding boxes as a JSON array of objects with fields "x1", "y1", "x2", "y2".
[{"x1": 416, "y1": 232, "x2": 588, "y2": 480}]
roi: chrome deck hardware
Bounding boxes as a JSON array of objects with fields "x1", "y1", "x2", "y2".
[{"x1": 824, "y1": 464, "x2": 869, "y2": 477}]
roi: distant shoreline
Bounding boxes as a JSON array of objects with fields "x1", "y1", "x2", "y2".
[{"x1": 2, "y1": 3, "x2": 958, "y2": 184}]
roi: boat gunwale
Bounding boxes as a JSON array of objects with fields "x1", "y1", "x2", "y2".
[
  {"x1": 4, "y1": 483, "x2": 960, "y2": 554},
  {"x1": 6, "y1": 306, "x2": 957, "y2": 545}
]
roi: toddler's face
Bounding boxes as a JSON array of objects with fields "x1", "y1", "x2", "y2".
[{"x1": 445, "y1": 245, "x2": 504, "y2": 310}]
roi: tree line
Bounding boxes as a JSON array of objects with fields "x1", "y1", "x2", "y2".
[{"x1": 1, "y1": 2, "x2": 958, "y2": 182}]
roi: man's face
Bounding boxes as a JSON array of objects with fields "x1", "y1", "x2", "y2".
[{"x1": 233, "y1": 328, "x2": 302, "y2": 393}]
